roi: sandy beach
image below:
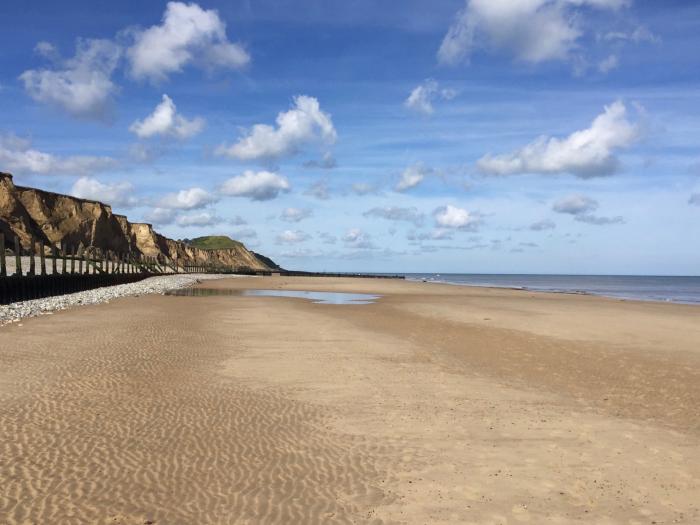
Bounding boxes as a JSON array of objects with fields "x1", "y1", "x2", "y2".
[{"x1": 1, "y1": 276, "x2": 699, "y2": 524}]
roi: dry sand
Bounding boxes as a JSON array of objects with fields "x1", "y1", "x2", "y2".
[{"x1": 1, "y1": 276, "x2": 699, "y2": 524}]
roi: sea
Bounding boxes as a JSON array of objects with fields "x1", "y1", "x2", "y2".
[{"x1": 402, "y1": 274, "x2": 700, "y2": 305}]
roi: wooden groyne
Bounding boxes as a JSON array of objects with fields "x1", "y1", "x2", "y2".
[
  {"x1": 275, "y1": 271, "x2": 405, "y2": 279},
  {"x1": 0, "y1": 233, "x2": 244, "y2": 305}
]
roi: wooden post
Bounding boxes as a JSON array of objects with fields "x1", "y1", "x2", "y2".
[
  {"x1": 40, "y1": 240, "x2": 46, "y2": 275},
  {"x1": 71, "y1": 246, "x2": 76, "y2": 274},
  {"x1": 78, "y1": 247, "x2": 83, "y2": 274},
  {"x1": 84, "y1": 249, "x2": 89, "y2": 274},
  {"x1": 52, "y1": 244, "x2": 57, "y2": 274},
  {"x1": 61, "y1": 242, "x2": 67, "y2": 274},
  {"x1": 0, "y1": 233, "x2": 6, "y2": 277},
  {"x1": 14, "y1": 236, "x2": 22, "y2": 276},
  {"x1": 28, "y1": 235, "x2": 36, "y2": 276}
]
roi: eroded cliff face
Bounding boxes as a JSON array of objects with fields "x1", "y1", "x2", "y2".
[{"x1": 0, "y1": 172, "x2": 272, "y2": 271}]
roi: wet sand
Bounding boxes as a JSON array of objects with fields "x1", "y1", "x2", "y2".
[{"x1": 1, "y1": 276, "x2": 699, "y2": 524}]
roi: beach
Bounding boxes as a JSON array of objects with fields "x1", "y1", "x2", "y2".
[{"x1": 1, "y1": 276, "x2": 699, "y2": 524}]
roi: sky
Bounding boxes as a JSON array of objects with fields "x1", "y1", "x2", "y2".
[{"x1": 1, "y1": 0, "x2": 699, "y2": 274}]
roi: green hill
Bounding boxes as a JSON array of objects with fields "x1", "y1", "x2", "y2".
[
  {"x1": 185, "y1": 236, "x2": 245, "y2": 250},
  {"x1": 252, "y1": 251, "x2": 282, "y2": 270}
]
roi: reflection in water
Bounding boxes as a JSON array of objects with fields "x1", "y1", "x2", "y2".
[{"x1": 166, "y1": 288, "x2": 380, "y2": 305}]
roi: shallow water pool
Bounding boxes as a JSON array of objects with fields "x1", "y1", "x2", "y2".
[{"x1": 166, "y1": 288, "x2": 380, "y2": 305}]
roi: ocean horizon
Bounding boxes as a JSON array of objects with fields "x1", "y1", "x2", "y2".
[{"x1": 400, "y1": 273, "x2": 700, "y2": 305}]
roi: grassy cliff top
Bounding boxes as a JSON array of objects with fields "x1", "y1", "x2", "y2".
[{"x1": 186, "y1": 236, "x2": 245, "y2": 250}]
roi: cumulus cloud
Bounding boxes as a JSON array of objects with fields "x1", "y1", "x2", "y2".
[
  {"x1": 158, "y1": 187, "x2": 218, "y2": 209},
  {"x1": 20, "y1": 38, "x2": 121, "y2": 120},
  {"x1": 530, "y1": 218, "x2": 556, "y2": 231},
  {"x1": 319, "y1": 232, "x2": 337, "y2": 244},
  {"x1": 220, "y1": 170, "x2": 290, "y2": 201},
  {"x1": 690, "y1": 194, "x2": 700, "y2": 206},
  {"x1": 433, "y1": 204, "x2": 480, "y2": 230},
  {"x1": 228, "y1": 215, "x2": 247, "y2": 225},
  {"x1": 0, "y1": 133, "x2": 116, "y2": 175},
  {"x1": 343, "y1": 228, "x2": 376, "y2": 250},
  {"x1": 363, "y1": 206, "x2": 424, "y2": 226},
  {"x1": 127, "y1": 1, "x2": 250, "y2": 82},
  {"x1": 280, "y1": 207, "x2": 313, "y2": 223},
  {"x1": 575, "y1": 214, "x2": 624, "y2": 225},
  {"x1": 598, "y1": 54, "x2": 619, "y2": 73},
  {"x1": 350, "y1": 182, "x2": 379, "y2": 196},
  {"x1": 176, "y1": 211, "x2": 222, "y2": 227},
  {"x1": 276, "y1": 230, "x2": 310, "y2": 244},
  {"x1": 552, "y1": 194, "x2": 624, "y2": 225},
  {"x1": 477, "y1": 101, "x2": 641, "y2": 178},
  {"x1": 552, "y1": 194, "x2": 598, "y2": 215},
  {"x1": 144, "y1": 207, "x2": 176, "y2": 225},
  {"x1": 304, "y1": 180, "x2": 331, "y2": 200},
  {"x1": 70, "y1": 177, "x2": 138, "y2": 208},
  {"x1": 232, "y1": 227, "x2": 257, "y2": 239},
  {"x1": 216, "y1": 95, "x2": 336, "y2": 161},
  {"x1": 407, "y1": 229, "x2": 454, "y2": 241},
  {"x1": 303, "y1": 151, "x2": 337, "y2": 169},
  {"x1": 130, "y1": 94, "x2": 205, "y2": 139},
  {"x1": 438, "y1": 0, "x2": 630, "y2": 66},
  {"x1": 396, "y1": 163, "x2": 430, "y2": 192},
  {"x1": 603, "y1": 26, "x2": 660, "y2": 44},
  {"x1": 404, "y1": 79, "x2": 457, "y2": 115}
]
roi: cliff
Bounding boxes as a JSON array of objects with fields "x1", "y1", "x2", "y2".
[{"x1": 0, "y1": 172, "x2": 273, "y2": 271}]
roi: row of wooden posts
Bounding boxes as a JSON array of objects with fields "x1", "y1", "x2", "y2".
[{"x1": 0, "y1": 232, "x2": 229, "y2": 278}]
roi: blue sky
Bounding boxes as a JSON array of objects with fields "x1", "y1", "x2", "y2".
[{"x1": 1, "y1": 0, "x2": 699, "y2": 274}]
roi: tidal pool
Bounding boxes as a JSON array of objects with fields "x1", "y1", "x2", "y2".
[{"x1": 167, "y1": 288, "x2": 380, "y2": 305}]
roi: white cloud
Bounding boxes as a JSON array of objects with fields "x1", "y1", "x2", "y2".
[
  {"x1": 319, "y1": 232, "x2": 337, "y2": 244},
  {"x1": 127, "y1": 1, "x2": 250, "y2": 82},
  {"x1": 144, "y1": 207, "x2": 176, "y2": 225},
  {"x1": 603, "y1": 26, "x2": 660, "y2": 44},
  {"x1": 228, "y1": 215, "x2": 247, "y2": 225},
  {"x1": 276, "y1": 230, "x2": 310, "y2": 244},
  {"x1": 216, "y1": 95, "x2": 336, "y2": 161},
  {"x1": 34, "y1": 41, "x2": 59, "y2": 59},
  {"x1": 530, "y1": 218, "x2": 556, "y2": 231},
  {"x1": 281, "y1": 207, "x2": 313, "y2": 222},
  {"x1": 232, "y1": 227, "x2": 257, "y2": 239},
  {"x1": 438, "y1": 0, "x2": 630, "y2": 66},
  {"x1": 408, "y1": 229, "x2": 454, "y2": 241},
  {"x1": 575, "y1": 214, "x2": 624, "y2": 225},
  {"x1": 176, "y1": 211, "x2": 222, "y2": 227},
  {"x1": 477, "y1": 101, "x2": 641, "y2": 178},
  {"x1": 20, "y1": 38, "x2": 121, "y2": 120},
  {"x1": 552, "y1": 194, "x2": 624, "y2": 225},
  {"x1": 158, "y1": 187, "x2": 218, "y2": 209},
  {"x1": 404, "y1": 79, "x2": 456, "y2": 115},
  {"x1": 396, "y1": 163, "x2": 429, "y2": 192},
  {"x1": 434, "y1": 204, "x2": 479, "y2": 230},
  {"x1": 304, "y1": 180, "x2": 331, "y2": 200},
  {"x1": 690, "y1": 194, "x2": 700, "y2": 207},
  {"x1": 220, "y1": 170, "x2": 290, "y2": 201},
  {"x1": 0, "y1": 133, "x2": 116, "y2": 175},
  {"x1": 343, "y1": 228, "x2": 376, "y2": 249},
  {"x1": 303, "y1": 151, "x2": 337, "y2": 169},
  {"x1": 598, "y1": 54, "x2": 619, "y2": 73},
  {"x1": 130, "y1": 94, "x2": 205, "y2": 139},
  {"x1": 363, "y1": 206, "x2": 424, "y2": 226},
  {"x1": 70, "y1": 177, "x2": 138, "y2": 208},
  {"x1": 350, "y1": 182, "x2": 379, "y2": 196},
  {"x1": 552, "y1": 194, "x2": 598, "y2": 215}
]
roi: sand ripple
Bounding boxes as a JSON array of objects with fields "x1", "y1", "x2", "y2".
[{"x1": 0, "y1": 298, "x2": 394, "y2": 524}]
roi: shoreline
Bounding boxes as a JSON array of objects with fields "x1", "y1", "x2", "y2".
[{"x1": 404, "y1": 274, "x2": 700, "y2": 306}]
